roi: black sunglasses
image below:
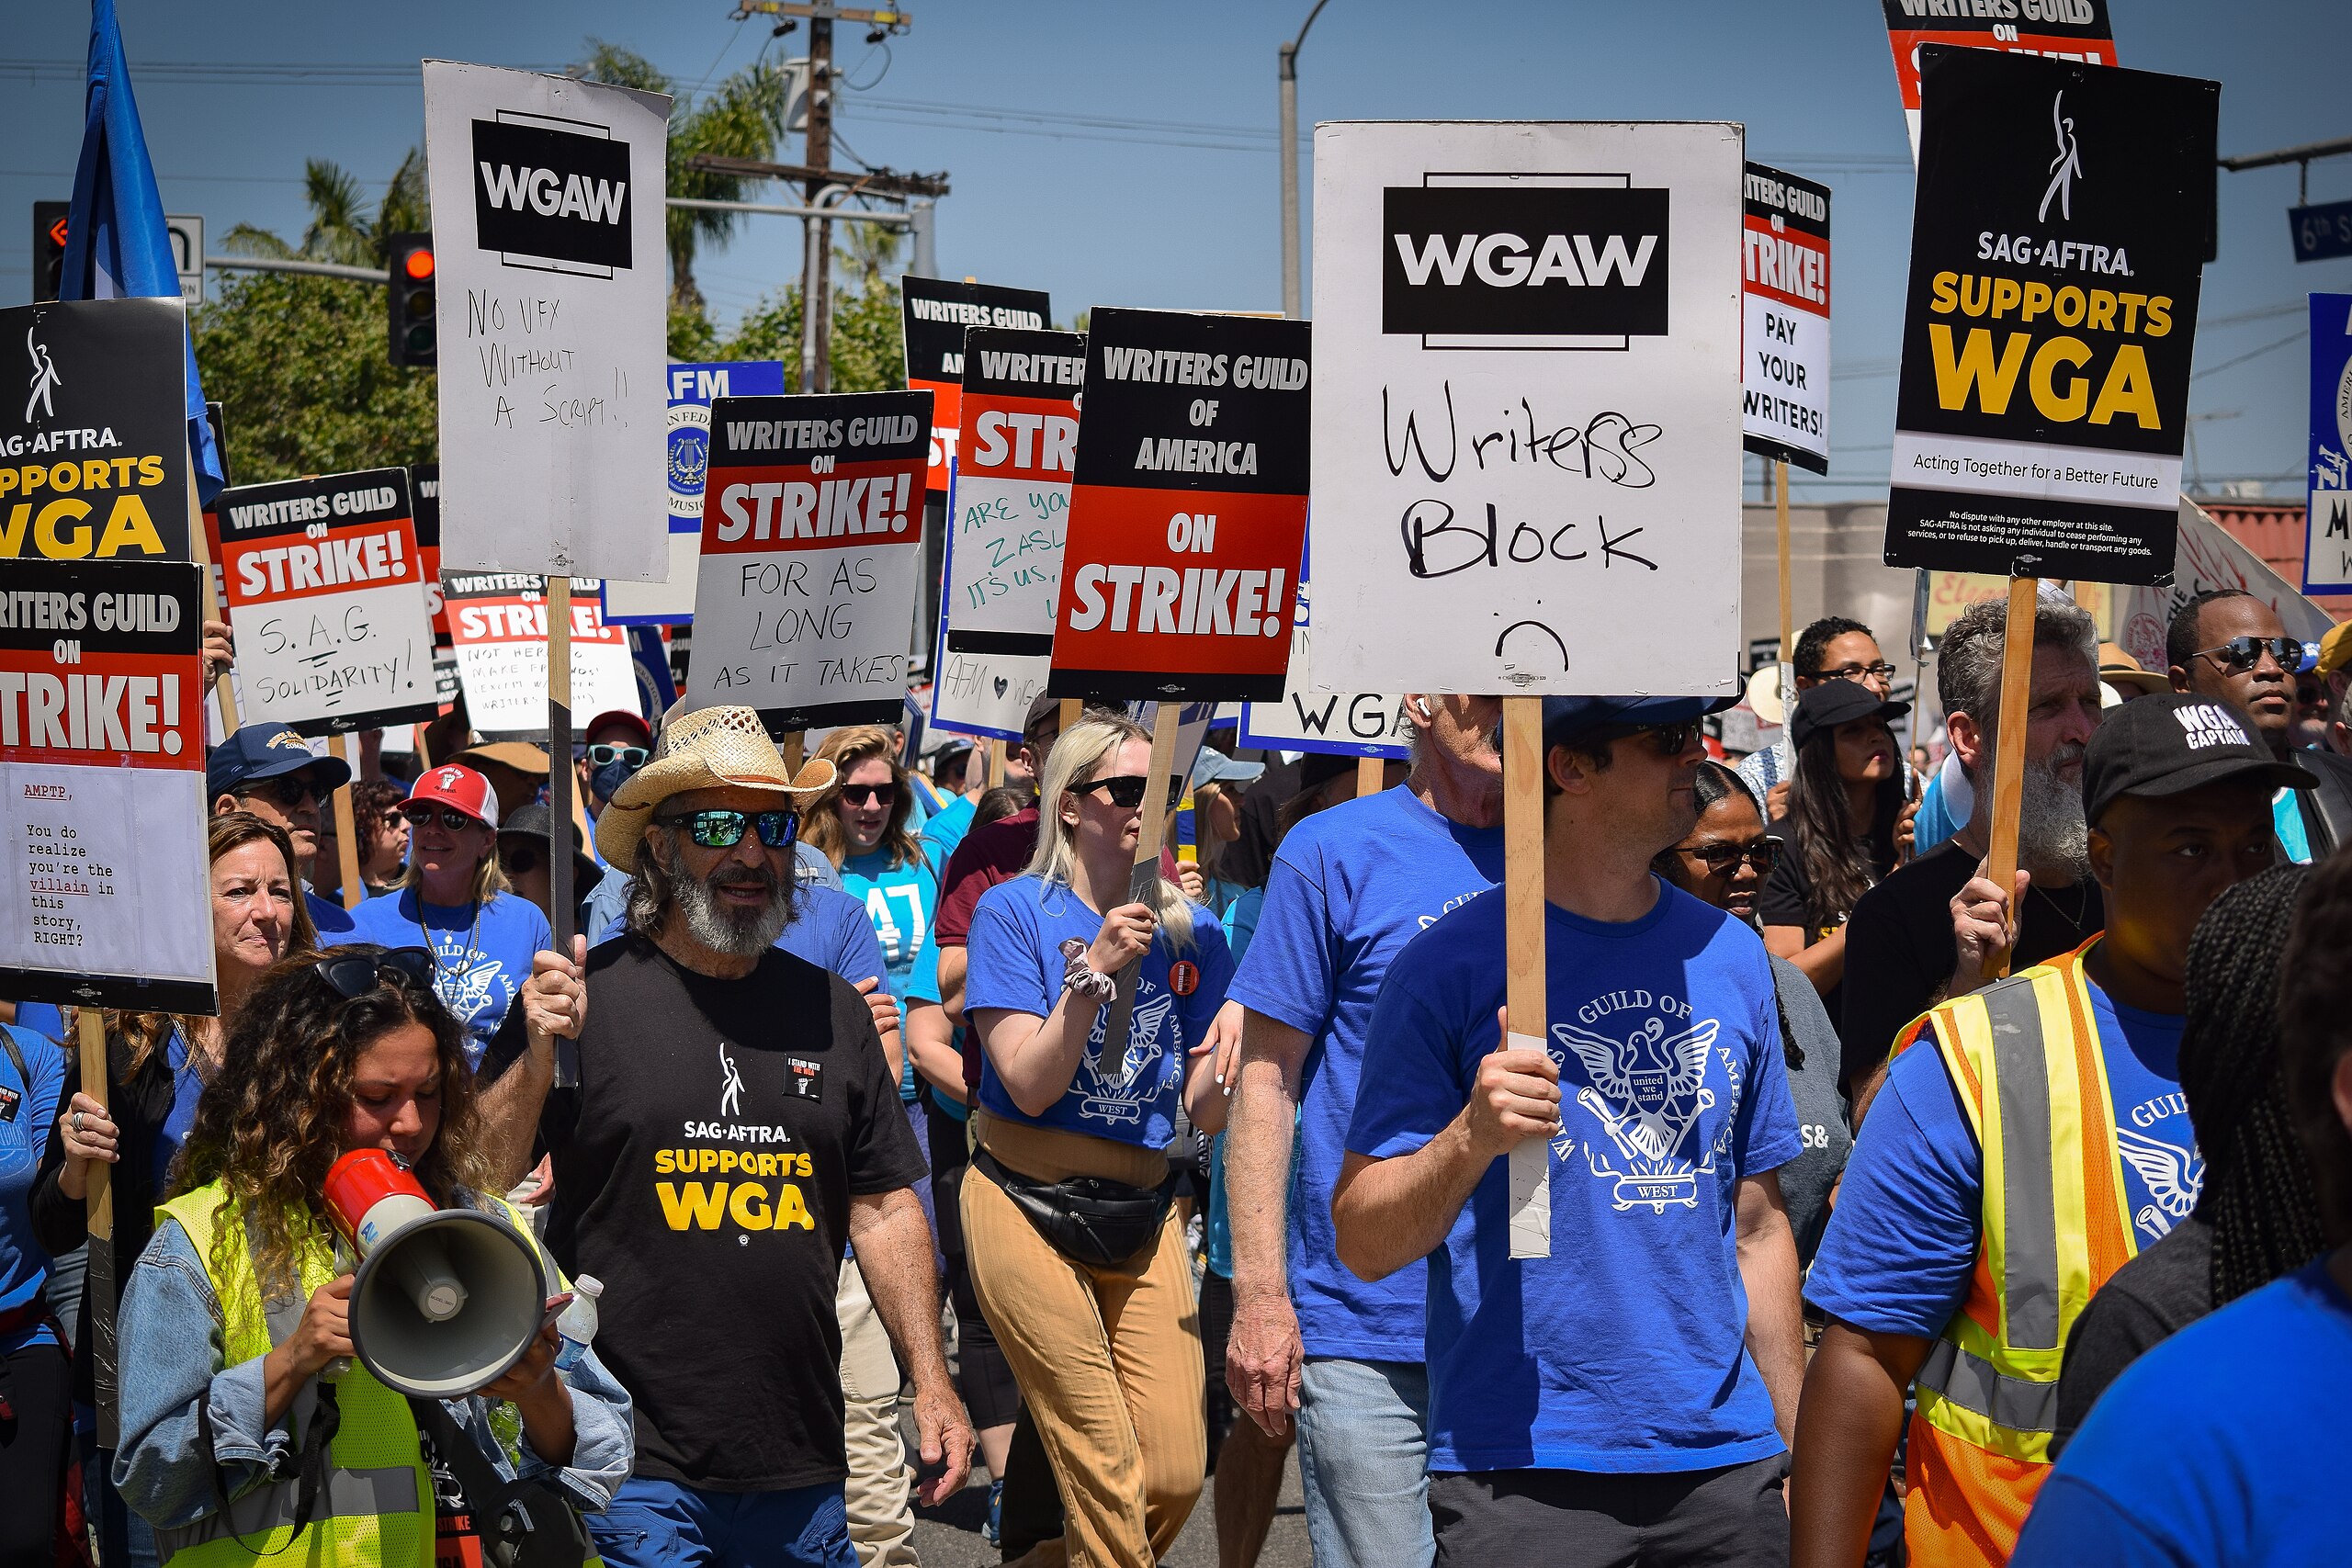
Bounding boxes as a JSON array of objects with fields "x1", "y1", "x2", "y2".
[
  {"x1": 582, "y1": 743, "x2": 650, "y2": 769},
  {"x1": 2196, "y1": 635, "x2": 2302, "y2": 674},
  {"x1": 401, "y1": 805, "x2": 486, "y2": 832},
  {"x1": 311, "y1": 947, "x2": 435, "y2": 999},
  {"x1": 1584, "y1": 719, "x2": 1702, "y2": 759},
  {"x1": 1680, "y1": 839, "x2": 1781, "y2": 875},
  {"x1": 656, "y1": 807, "x2": 798, "y2": 850},
  {"x1": 1076, "y1": 774, "x2": 1185, "y2": 810},
  {"x1": 241, "y1": 773, "x2": 322, "y2": 809},
  {"x1": 502, "y1": 844, "x2": 542, "y2": 875},
  {"x1": 839, "y1": 783, "x2": 898, "y2": 807}
]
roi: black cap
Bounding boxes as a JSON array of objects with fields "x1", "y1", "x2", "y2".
[
  {"x1": 497, "y1": 801, "x2": 605, "y2": 897},
  {"x1": 2084, "y1": 693, "x2": 2316, "y2": 825},
  {"x1": 1789, "y1": 682, "x2": 1910, "y2": 751},
  {"x1": 205, "y1": 723, "x2": 353, "y2": 803},
  {"x1": 1542, "y1": 694, "x2": 1739, "y2": 751}
]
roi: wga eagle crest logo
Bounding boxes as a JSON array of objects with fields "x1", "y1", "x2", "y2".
[
  {"x1": 1077, "y1": 993, "x2": 1177, "y2": 1125},
  {"x1": 2116, "y1": 1127, "x2": 2203, "y2": 1242},
  {"x1": 1554, "y1": 1006, "x2": 1724, "y2": 1213}
]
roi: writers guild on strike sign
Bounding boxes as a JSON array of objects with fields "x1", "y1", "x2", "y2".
[
  {"x1": 1051, "y1": 308, "x2": 1310, "y2": 705},
  {"x1": 1883, "y1": 48, "x2": 2218, "y2": 586},
  {"x1": 214, "y1": 468, "x2": 438, "y2": 737},
  {"x1": 946, "y1": 326, "x2": 1086, "y2": 658},
  {"x1": 1, "y1": 299, "x2": 193, "y2": 562},
  {"x1": 444, "y1": 571, "x2": 637, "y2": 741},
  {"x1": 1, "y1": 558, "x2": 218, "y2": 1014},
  {"x1": 1741, "y1": 162, "x2": 1833, "y2": 476},
  {"x1": 901, "y1": 276, "x2": 1053, "y2": 497},
  {"x1": 686, "y1": 389, "x2": 932, "y2": 732}
]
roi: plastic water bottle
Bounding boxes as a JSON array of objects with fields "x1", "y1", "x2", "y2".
[{"x1": 554, "y1": 1275, "x2": 603, "y2": 1373}]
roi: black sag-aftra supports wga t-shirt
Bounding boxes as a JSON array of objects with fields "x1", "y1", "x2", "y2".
[
  {"x1": 1837, "y1": 840, "x2": 2105, "y2": 1093},
  {"x1": 480, "y1": 933, "x2": 925, "y2": 1492}
]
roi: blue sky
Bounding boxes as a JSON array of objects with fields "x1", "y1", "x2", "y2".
[{"x1": 3, "y1": 0, "x2": 2346, "y2": 502}]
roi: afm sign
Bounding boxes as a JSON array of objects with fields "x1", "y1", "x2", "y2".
[{"x1": 1925, "y1": 271, "x2": 2169, "y2": 429}]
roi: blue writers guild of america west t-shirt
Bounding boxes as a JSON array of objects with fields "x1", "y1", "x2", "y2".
[
  {"x1": 337, "y1": 888, "x2": 552, "y2": 1069},
  {"x1": 1225, "y1": 784, "x2": 1505, "y2": 1362},
  {"x1": 963, "y1": 875, "x2": 1234, "y2": 1150},
  {"x1": 1805, "y1": 964, "x2": 2198, "y2": 1338},
  {"x1": 1349, "y1": 883, "x2": 1802, "y2": 1473}
]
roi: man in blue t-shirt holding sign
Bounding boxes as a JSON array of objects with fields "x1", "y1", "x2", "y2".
[{"x1": 1334, "y1": 694, "x2": 1804, "y2": 1568}]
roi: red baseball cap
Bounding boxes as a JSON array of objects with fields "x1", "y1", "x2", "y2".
[
  {"x1": 583, "y1": 708, "x2": 654, "y2": 747},
  {"x1": 400, "y1": 763, "x2": 500, "y2": 829}
]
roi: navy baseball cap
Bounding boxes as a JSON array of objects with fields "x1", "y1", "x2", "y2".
[
  {"x1": 1543, "y1": 694, "x2": 1738, "y2": 751},
  {"x1": 1789, "y1": 682, "x2": 1910, "y2": 752},
  {"x1": 205, "y1": 724, "x2": 352, "y2": 803}
]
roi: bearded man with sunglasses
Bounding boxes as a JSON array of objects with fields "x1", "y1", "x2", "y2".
[
  {"x1": 479, "y1": 705, "x2": 971, "y2": 1568},
  {"x1": 2166, "y1": 589, "x2": 2352, "y2": 861},
  {"x1": 207, "y1": 721, "x2": 358, "y2": 935}
]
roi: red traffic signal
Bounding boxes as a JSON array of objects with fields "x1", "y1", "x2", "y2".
[{"x1": 386, "y1": 232, "x2": 435, "y2": 368}]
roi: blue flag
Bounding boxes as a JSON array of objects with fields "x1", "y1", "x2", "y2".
[{"x1": 57, "y1": 0, "x2": 225, "y2": 503}]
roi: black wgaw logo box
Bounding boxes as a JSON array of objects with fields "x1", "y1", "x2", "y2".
[
  {"x1": 1382, "y1": 175, "x2": 1669, "y2": 350},
  {"x1": 470, "y1": 113, "x2": 634, "y2": 276}
]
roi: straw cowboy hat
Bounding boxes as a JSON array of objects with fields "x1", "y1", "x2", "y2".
[{"x1": 594, "y1": 705, "x2": 835, "y2": 874}]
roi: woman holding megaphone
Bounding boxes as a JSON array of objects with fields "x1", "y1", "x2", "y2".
[{"x1": 110, "y1": 943, "x2": 631, "y2": 1567}]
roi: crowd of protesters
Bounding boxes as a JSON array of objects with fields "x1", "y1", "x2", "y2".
[{"x1": 6, "y1": 588, "x2": 2352, "y2": 1568}]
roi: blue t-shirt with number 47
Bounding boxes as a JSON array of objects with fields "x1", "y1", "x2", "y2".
[{"x1": 1349, "y1": 882, "x2": 1801, "y2": 1474}]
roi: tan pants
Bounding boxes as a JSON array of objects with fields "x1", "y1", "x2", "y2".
[
  {"x1": 963, "y1": 1113, "x2": 1205, "y2": 1568},
  {"x1": 838, "y1": 1256, "x2": 918, "y2": 1568}
]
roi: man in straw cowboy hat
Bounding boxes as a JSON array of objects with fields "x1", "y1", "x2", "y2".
[{"x1": 481, "y1": 705, "x2": 972, "y2": 1568}]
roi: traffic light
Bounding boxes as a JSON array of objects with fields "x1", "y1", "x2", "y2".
[
  {"x1": 33, "y1": 200, "x2": 70, "y2": 301},
  {"x1": 387, "y1": 232, "x2": 435, "y2": 367}
]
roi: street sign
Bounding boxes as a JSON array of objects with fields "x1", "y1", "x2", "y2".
[
  {"x1": 2290, "y1": 200, "x2": 2352, "y2": 265},
  {"x1": 33, "y1": 202, "x2": 201, "y2": 304}
]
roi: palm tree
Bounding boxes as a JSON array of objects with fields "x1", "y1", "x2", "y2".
[
  {"x1": 218, "y1": 150, "x2": 429, "y2": 265},
  {"x1": 576, "y1": 40, "x2": 800, "y2": 313}
]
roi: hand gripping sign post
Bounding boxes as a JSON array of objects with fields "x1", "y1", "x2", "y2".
[
  {"x1": 1311, "y1": 121, "x2": 1747, "y2": 1257},
  {"x1": 1884, "y1": 50, "x2": 2217, "y2": 974},
  {"x1": 902, "y1": 276, "x2": 1053, "y2": 502},
  {"x1": 1880, "y1": 0, "x2": 2116, "y2": 159},
  {"x1": 213, "y1": 468, "x2": 438, "y2": 738},
  {"x1": 605, "y1": 360, "x2": 788, "y2": 626},
  {"x1": 1051, "y1": 306, "x2": 1312, "y2": 1060},
  {"x1": 2307, "y1": 294, "x2": 2352, "y2": 596},
  {"x1": 1, "y1": 558, "x2": 212, "y2": 1443},
  {"x1": 683, "y1": 390, "x2": 932, "y2": 739},
  {"x1": 424, "y1": 60, "x2": 670, "y2": 966}
]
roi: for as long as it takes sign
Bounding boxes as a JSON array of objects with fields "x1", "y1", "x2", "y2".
[
  {"x1": 215, "y1": 468, "x2": 437, "y2": 736},
  {"x1": 1050, "y1": 309, "x2": 1310, "y2": 703},
  {"x1": 0, "y1": 559, "x2": 214, "y2": 1012},
  {"x1": 685, "y1": 390, "x2": 930, "y2": 730}
]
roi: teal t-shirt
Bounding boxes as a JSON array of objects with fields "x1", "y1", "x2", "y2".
[{"x1": 842, "y1": 848, "x2": 938, "y2": 1099}]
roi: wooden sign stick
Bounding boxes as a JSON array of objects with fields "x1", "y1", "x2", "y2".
[
  {"x1": 1098, "y1": 705, "x2": 1182, "y2": 1063},
  {"x1": 782, "y1": 731, "x2": 806, "y2": 773},
  {"x1": 1356, "y1": 755, "x2": 1384, "y2": 798},
  {"x1": 334, "y1": 732, "x2": 366, "y2": 910},
  {"x1": 1774, "y1": 458, "x2": 1795, "y2": 763},
  {"x1": 75, "y1": 1005, "x2": 119, "y2": 1447},
  {"x1": 1058, "y1": 697, "x2": 1080, "y2": 734},
  {"x1": 1981, "y1": 575, "x2": 2039, "y2": 980},
  {"x1": 1502, "y1": 694, "x2": 1552, "y2": 1259},
  {"x1": 546, "y1": 576, "x2": 577, "y2": 1086},
  {"x1": 187, "y1": 468, "x2": 237, "y2": 732},
  {"x1": 988, "y1": 739, "x2": 1008, "y2": 789}
]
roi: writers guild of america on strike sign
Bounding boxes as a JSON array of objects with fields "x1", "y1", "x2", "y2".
[{"x1": 1308, "y1": 121, "x2": 1745, "y2": 699}]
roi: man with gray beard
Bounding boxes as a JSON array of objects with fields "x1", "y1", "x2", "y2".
[
  {"x1": 1838, "y1": 592, "x2": 2106, "y2": 1111},
  {"x1": 480, "y1": 705, "x2": 971, "y2": 1568}
]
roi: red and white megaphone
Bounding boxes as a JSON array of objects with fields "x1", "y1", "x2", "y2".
[{"x1": 323, "y1": 1149, "x2": 548, "y2": 1399}]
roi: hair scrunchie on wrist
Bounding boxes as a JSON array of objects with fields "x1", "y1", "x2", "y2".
[{"x1": 1058, "y1": 937, "x2": 1117, "y2": 1003}]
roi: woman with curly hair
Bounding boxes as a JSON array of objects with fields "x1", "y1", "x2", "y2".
[{"x1": 111, "y1": 944, "x2": 631, "y2": 1564}]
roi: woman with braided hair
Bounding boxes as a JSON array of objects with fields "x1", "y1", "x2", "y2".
[{"x1": 2051, "y1": 862, "x2": 2330, "y2": 1452}]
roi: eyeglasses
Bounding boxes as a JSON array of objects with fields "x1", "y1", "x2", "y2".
[
  {"x1": 1075, "y1": 774, "x2": 1185, "y2": 810},
  {"x1": 2196, "y1": 636, "x2": 2301, "y2": 674},
  {"x1": 1586, "y1": 719, "x2": 1702, "y2": 759},
  {"x1": 1679, "y1": 839, "x2": 1781, "y2": 876},
  {"x1": 311, "y1": 947, "x2": 435, "y2": 999},
  {"x1": 582, "y1": 743, "x2": 650, "y2": 769},
  {"x1": 656, "y1": 807, "x2": 798, "y2": 850},
  {"x1": 401, "y1": 805, "x2": 486, "y2": 832},
  {"x1": 501, "y1": 844, "x2": 541, "y2": 875},
  {"x1": 241, "y1": 774, "x2": 321, "y2": 809},
  {"x1": 839, "y1": 783, "x2": 897, "y2": 807},
  {"x1": 1813, "y1": 661, "x2": 1901, "y2": 683}
]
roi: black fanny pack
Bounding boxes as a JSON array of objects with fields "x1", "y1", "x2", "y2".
[
  {"x1": 410, "y1": 1395, "x2": 594, "y2": 1568},
  {"x1": 975, "y1": 1147, "x2": 1177, "y2": 1269}
]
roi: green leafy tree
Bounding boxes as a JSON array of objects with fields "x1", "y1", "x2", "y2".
[{"x1": 713, "y1": 276, "x2": 904, "y2": 394}]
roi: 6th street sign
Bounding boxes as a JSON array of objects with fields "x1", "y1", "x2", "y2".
[{"x1": 2291, "y1": 200, "x2": 2352, "y2": 265}]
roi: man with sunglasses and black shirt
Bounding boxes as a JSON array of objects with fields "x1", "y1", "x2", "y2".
[
  {"x1": 2166, "y1": 589, "x2": 2352, "y2": 861},
  {"x1": 207, "y1": 721, "x2": 357, "y2": 935},
  {"x1": 480, "y1": 705, "x2": 969, "y2": 1568},
  {"x1": 1737, "y1": 615, "x2": 1899, "y2": 822}
]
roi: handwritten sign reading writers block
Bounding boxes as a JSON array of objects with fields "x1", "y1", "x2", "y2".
[
  {"x1": 1309, "y1": 121, "x2": 1746, "y2": 698},
  {"x1": 1050, "y1": 309, "x2": 1311, "y2": 705},
  {"x1": 2, "y1": 298, "x2": 191, "y2": 563},
  {"x1": 445, "y1": 572, "x2": 639, "y2": 740},
  {"x1": 946, "y1": 327, "x2": 1084, "y2": 656},
  {"x1": 0, "y1": 558, "x2": 214, "y2": 1012},
  {"x1": 1883, "y1": 50, "x2": 2216, "y2": 586},
  {"x1": 684, "y1": 390, "x2": 932, "y2": 732},
  {"x1": 424, "y1": 61, "x2": 671, "y2": 581},
  {"x1": 215, "y1": 468, "x2": 437, "y2": 737},
  {"x1": 902, "y1": 276, "x2": 1053, "y2": 499}
]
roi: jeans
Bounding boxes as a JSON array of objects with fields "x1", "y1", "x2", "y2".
[
  {"x1": 592, "y1": 1477, "x2": 857, "y2": 1568},
  {"x1": 1296, "y1": 1356, "x2": 1435, "y2": 1568}
]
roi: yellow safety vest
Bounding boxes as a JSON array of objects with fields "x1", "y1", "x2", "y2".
[
  {"x1": 1891, "y1": 939, "x2": 2141, "y2": 1568},
  {"x1": 151, "y1": 1182, "x2": 577, "y2": 1568}
]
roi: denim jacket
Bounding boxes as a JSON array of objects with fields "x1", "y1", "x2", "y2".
[{"x1": 113, "y1": 1196, "x2": 634, "y2": 1535}]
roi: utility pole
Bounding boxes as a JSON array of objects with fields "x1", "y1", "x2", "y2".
[
  {"x1": 805, "y1": 10, "x2": 834, "y2": 391},
  {"x1": 1278, "y1": 0, "x2": 1330, "y2": 320}
]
